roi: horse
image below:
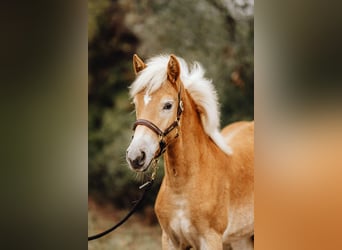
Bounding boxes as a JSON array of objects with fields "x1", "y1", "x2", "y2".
[{"x1": 126, "y1": 54, "x2": 254, "y2": 250}]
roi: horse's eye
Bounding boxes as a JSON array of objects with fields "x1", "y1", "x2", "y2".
[{"x1": 163, "y1": 102, "x2": 173, "y2": 110}]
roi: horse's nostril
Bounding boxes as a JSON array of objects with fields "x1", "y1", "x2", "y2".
[
  {"x1": 129, "y1": 151, "x2": 146, "y2": 169},
  {"x1": 137, "y1": 151, "x2": 146, "y2": 166},
  {"x1": 140, "y1": 151, "x2": 146, "y2": 162}
]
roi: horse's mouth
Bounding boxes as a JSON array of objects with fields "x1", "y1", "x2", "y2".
[
  {"x1": 127, "y1": 153, "x2": 154, "y2": 173},
  {"x1": 132, "y1": 159, "x2": 153, "y2": 173}
]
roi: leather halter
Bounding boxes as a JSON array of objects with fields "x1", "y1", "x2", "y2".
[{"x1": 132, "y1": 86, "x2": 184, "y2": 158}]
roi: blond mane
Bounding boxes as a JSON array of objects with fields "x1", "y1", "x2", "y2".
[{"x1": 129, "y1": 55, "x2": 232, "y2": 155}]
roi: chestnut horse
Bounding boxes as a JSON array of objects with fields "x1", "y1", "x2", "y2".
[{"x1": 126, "y1": 54, "x2": 254, "y2": 250}]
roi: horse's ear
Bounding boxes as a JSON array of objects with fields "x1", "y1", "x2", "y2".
[
  {"x1": 133, "y1": 54, "x2": 146, "y2": 75},
  {"x1": 167, "y1": 54, "x2": 180, "y2": 84}
]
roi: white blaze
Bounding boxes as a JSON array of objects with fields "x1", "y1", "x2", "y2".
[{"x1": 144, "y1": 93, "x2": 152, "y2": 105}]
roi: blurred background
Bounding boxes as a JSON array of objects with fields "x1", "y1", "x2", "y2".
[
  {"x1": 1, "y1": 0, "x2": 341, "y2": 249},
  {"x1": 88, "y1": 0, "x2": 253, "y2": 248}
]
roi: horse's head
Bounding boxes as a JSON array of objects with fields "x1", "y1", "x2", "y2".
[{"x1": 126, "y1": 54, "x2": 183, "y2": 172}]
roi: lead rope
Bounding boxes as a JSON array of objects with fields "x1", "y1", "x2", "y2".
[{"x1": 88, "y1": 160, "x2": 159, "y2": 241}]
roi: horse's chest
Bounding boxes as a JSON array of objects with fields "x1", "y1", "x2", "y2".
[
  {"x1": 162, "y1": 198, "x2": 197, "y2": 244},
  {"x1": 170, "y1": 199, "x2": 192, "y2": 232},
  {"x1": 170, "y1": 207, "x2": 192, "y2": 236}
]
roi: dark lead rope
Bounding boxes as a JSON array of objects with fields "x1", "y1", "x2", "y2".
[{"x1": 88, "y1": 179, "x2": 154, "y2": 241}]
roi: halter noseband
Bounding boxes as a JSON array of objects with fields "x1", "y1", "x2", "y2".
[{"x1": 132, "y1": 87, "x2": 183, "y2": 158}]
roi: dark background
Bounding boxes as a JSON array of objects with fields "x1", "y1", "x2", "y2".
[{"x1": 88, "y1": 0, "x2": 254, "y2": 208}]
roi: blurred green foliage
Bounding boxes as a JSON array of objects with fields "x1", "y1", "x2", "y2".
[{"x1": 88, "y1": 0, "x2": 253, "y2": 208}]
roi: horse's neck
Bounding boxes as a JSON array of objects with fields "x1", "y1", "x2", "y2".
[{"x1": 163, "y1": 93, "x2": 218, "y2": 188}]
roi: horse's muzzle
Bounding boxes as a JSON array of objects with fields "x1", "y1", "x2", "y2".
[{"x1": 127, "y1": 150, "x2": 146, "y2": 170}]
